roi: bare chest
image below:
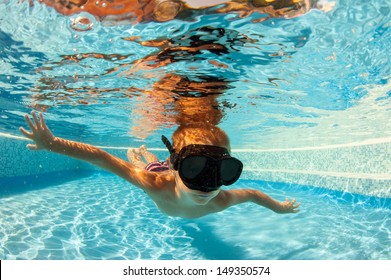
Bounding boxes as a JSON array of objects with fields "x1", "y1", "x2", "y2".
[{"x1": 152, "y1": 195, "x2": 220, "y2": 219}]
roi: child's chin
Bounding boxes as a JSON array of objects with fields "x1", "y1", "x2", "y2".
[
  {"x1": 192, "y1": 199, "x2": 210, "y2": 205},
  {"x1": 191, "y1": 194, "x2": 213, "y2": 205}
]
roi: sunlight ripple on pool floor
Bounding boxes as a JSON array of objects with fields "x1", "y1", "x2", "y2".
[
  {"x1": 0, "y1": 173, "x2": 202, "y2": 260},
  {"x1": 0, "y1": 173, "x2": 390, "y2": 260}
]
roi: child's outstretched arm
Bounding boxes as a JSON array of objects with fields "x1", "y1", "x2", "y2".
[
  {"x1": 19, "y1": 111, "x2": 163, "y2": 190},
  {"x1": 222, "y1": 189, "x2": 300, "y2": 214}
]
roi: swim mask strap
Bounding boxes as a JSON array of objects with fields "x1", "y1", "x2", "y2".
[{"x1": 161, "y1": 135, "x2": 178, "y2": 169}]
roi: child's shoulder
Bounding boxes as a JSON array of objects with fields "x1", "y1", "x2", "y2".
[
  {"x1": 144, "y1": 170, "x2": 175, "y2": 191},
  {"x1": 214, "y1": 189, "x2": 235, "y2": 205}
]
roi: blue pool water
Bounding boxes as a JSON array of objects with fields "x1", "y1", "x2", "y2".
[
  {"x1": 1, "y1": 0, "x2": 391, "y2": 260},
  {"x1": 0, "y1": 171, "x2": 389, "y2": 260}
]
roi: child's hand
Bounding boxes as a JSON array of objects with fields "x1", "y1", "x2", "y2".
[
  {"x1": 19, "y1": 111, "x2": 56, "y2": 151},
  {"x1": 277, "y1": 198, "x2": 300, "y2": 213}
]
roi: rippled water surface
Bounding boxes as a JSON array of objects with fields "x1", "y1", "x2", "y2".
[{"x1": 1, "y1": 0, "x2": 390, "y2": 148}]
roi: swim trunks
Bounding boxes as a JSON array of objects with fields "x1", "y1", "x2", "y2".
[{"x1": 145, "y1": 161, "x2": 169, "y2": 172}]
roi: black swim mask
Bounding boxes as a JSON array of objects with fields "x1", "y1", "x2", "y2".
[{"x1": 162, "y1": 135, "x2": 243, "y2": 193}]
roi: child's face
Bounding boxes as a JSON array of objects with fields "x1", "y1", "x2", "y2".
[{"x1": 173, "y1": 171, "x2": 221, "y2": 205}]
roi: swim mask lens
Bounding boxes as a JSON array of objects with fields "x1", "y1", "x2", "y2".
[{"x1": 161, "y1": 135, "x2": 243, "y2": 192}]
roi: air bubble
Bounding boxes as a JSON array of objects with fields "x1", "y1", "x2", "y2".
[{"x1": 70, "y1": 16, "x2": 94, "y2": 32}]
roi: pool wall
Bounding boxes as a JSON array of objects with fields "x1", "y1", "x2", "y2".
[
  {"x1": 1, "y1": 135, "x2": 390, "y2": 198},
  {"x1": 237, "y1": 140, "x2": 391, "y2": 198},
  {"x1": 0, "y1": 135, "x2": 89, "y2": 178}
]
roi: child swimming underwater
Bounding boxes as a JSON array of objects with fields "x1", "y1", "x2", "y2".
[{"x1": 20, "y1": 111, "x2": 300, "y2": 219}]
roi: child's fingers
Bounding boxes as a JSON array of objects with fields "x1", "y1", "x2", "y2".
[
  {"x1": 19, "y1": 127, "x2": 33, "y2": 138},
  {"x1": 285, "y1": 198, "x2": 296, "y2": 205},
  {"x1": 39, "y1": 112, "x2": 49, "y2": 130},
  {"x1": 26, "y1": 144, "x2": 38, "y2": 150},
  {"x1": 24, "y1": 114, "x2": 36, "y2": 132},
  {"x1": 32, "y1": 111, "x2": 42, "y2": 130}
]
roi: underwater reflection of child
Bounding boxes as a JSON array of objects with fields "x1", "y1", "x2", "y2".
[{"x1": 20, "y1": 112, "x2": 300, "y2": 219}]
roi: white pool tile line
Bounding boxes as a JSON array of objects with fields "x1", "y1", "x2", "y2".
[{"x1": 1, "y1": 134, "x2": 390, "y2": 197}]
